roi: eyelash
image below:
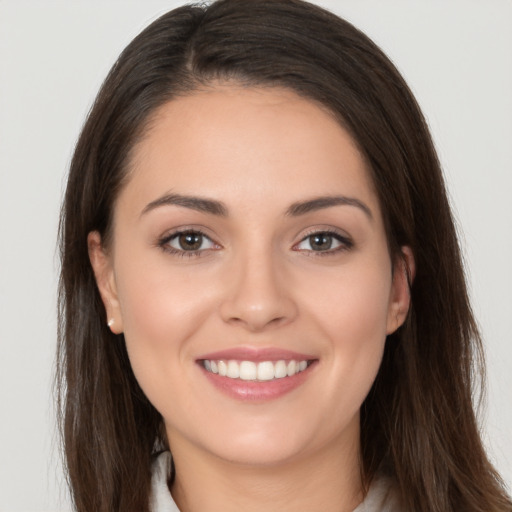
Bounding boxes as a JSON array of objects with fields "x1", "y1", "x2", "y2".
[
  {"x1": 293, "y1": 229, "x2": 354, "y2": 256},
  {"x1": 157, "y1": 228, "x2": 353, "y2": 258},
  {"x1": 157, "y1": 229, "x2": 218, "y2": 258}
]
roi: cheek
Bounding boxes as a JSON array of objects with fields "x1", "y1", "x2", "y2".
[
  {"x1": 300, "y1": 260, "x2": 392, "y2": 406},
  {"x1": 113, "y1": 255, "x2": 217, "y2": 409},
  {"x1": 304, "y1": 256, "x2": 392, "y2": 337},
  {"x1": 117, "y1": 249, "x2": 217, "y2": 337}
]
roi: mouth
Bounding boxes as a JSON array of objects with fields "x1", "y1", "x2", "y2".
[
  {"x1": 197, "y1": 348, "x2": 318, "y2": 401},
  {"x1": 201, "y1": 358, "x2": 313, "y2": 381}
]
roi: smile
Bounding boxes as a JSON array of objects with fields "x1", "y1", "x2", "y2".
[
  {"x1": 197, "y1": 347, "x2": 317, "y2": 401},
  {"x1": 202, "y1": 359, "x2": 311, "y2": 381}
]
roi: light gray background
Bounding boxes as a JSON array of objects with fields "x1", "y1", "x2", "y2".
[{"x1": 0, "y1": 1, "x2": 511, "y2": 510}]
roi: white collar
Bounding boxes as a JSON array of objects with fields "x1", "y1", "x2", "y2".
[{"x1": 150, "y1": 451, "x2": 180, "y2": 512}]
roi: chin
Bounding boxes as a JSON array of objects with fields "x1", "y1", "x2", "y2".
[
  {"x1": 183, "y1": 410, "x2": 355, "y2": 468},
  {"x1": 205, "y1": 435, "x2": 312, "y2": 467}
]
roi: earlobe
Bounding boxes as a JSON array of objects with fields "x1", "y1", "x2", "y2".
[
  {"x1": 386, "y1": 246, "x2": 415, "y2": 335},
  {"x1": 87, "y1": 231, "x2": 124, "y2": 334}
]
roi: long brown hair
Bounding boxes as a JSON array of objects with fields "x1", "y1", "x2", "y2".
[{"x1": 57, "y1": 1, "x2": 512, "y2": 510}]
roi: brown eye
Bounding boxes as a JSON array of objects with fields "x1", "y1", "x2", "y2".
[
  {"x1": 295, "y1": 230, "x2": 352, "y2": 254},
  {"x1": 165, "y1": 231, "x2": 216, "y2": 253},
  {"x1": 309, "y1": 233, "x2": 333, "y2": 251},
  {"x1": 178, "y1": 232, "x2": 203, "y2": 251}
]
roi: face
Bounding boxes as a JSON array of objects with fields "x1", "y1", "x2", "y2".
[{"x1": 89, "y1": 86, "x2": 411, "y2": 468}]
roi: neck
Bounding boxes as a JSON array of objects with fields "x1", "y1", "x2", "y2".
[{"x1": 169, "y1": 425, "x2": 363, "y2": 512}]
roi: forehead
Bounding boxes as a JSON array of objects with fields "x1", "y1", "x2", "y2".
[{"x1": 121, "y1": 85, "x2": 378, "y2": 217}]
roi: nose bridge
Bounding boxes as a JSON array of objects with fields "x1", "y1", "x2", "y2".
[{"x1": 220, "y1": 242, "x2": 297, "y2": 331}]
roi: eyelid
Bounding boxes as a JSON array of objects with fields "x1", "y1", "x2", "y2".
[
  {"x1": 157, "y1": 226, "x2": 222, "y2": 257},
  {"x1": 168, "y1": 232, "x2": 216, "y2": 251},
  {"x1": 292, "y1": 227, "x2": 354, "y2": 254},
  {"x1": 156, "y1": 225, "x2": 353, "y2": 258}
]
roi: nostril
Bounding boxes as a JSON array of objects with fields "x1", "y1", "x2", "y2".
[
  {"x1": 268, "y1": 316, "x2": 286, "y2": 326},
  {"x1": 224, "y1": 312, "x2": 291, "y2": 332}
]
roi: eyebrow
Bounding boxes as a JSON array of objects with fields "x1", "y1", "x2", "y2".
[
  {"x1": 140, "y1": 192, "x2": 372, "y2": 220},
  {"x1": 286, "y1": 196, "x2": 373, "y2": 220},
  {"x1": 141, "y1": 193, "x2": 228, "y2": 217}
]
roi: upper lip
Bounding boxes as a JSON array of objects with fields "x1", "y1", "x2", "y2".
[{"x1": 197, "y1": 346, "x2": 317, "y2": 362}]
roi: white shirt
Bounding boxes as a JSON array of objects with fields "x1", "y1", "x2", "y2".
[{"x1": 150, "y1": 451, "x2": 402, "y2": 511}]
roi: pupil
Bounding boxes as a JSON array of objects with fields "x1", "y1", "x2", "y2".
[
  {"x1": 179, "y1": 232, "x2": 202, "y2": 250},
  {"x1": 311, "y1": 233, "x2": 332, "y2": 251}
]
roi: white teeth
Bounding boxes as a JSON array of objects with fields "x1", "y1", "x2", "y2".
[
  {"x1": 257, "y1": 361, "x2": 275, "y2": 381},
  {"x1": 202, "y1": 358, "x2": 311, "y2": 381},
  {"x1": 227, "y1": 360, "x2": 240, "y2": 378},
  {"x1": 274, "y1": 360, "x2": 287, "y2": 378},
  {"x1": 218, "y1": 360, "x2": 227, "y2": 376},
  {"x1": 239, "y1": 361, "x2": 257, "y2": 380}
]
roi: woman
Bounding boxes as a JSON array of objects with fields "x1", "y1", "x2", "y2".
[{"x1": 56, "y1": 0, "x2": 512, "y2": 511}]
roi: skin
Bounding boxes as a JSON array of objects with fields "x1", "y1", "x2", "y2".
[{"x1": 89, "y1": 86, "x2": 413, "y2": 512}]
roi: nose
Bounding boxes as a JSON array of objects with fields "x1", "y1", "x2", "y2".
[{"x1": 219, "y1": 250, "x2": 298, "y2": 332}]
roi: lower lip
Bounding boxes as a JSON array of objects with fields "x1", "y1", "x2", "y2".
[{"x1": 199, "y1": 361, "x2": 317, "y2": 402}]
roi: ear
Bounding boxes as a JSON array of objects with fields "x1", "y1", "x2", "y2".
[
  {"x1": 87, "y1": 231, "x2": 123, "y2": 334},
  {"x1": 386, "y1": 246, "x2": 415, "y2": 335}
]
